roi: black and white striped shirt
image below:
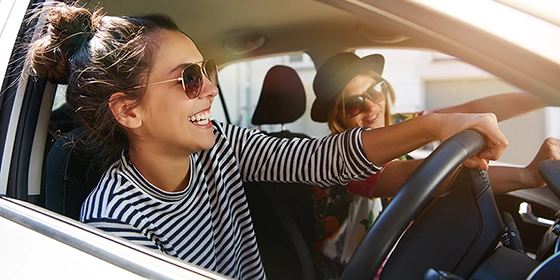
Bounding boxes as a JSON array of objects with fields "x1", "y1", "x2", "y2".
[{"x1": 80, "y1": 121, "x2": 378, "y2": 279}]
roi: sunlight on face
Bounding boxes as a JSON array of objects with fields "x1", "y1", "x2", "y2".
[
  {"x1": 340, "y1": 74, "x2": 386, "y2": 130},
  {"x1": 133, "y1": 30, "x2": 218, "y2": 156}
]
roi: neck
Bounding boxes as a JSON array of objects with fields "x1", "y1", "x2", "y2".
[{"x1": 128, "y1": 145, "x2": 192, "y2": 192}]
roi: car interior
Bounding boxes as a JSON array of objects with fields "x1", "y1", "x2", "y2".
[{"x1": 2, "y1": 0, "x2": 560, "y2": 279}]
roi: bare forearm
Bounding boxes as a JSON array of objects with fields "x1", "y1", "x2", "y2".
[
  {"x1": 375, "y1": 159, "x2": 458, "y2": 198},
  {"x1": 488, "y1": 166, "x2": 535, "y2": 195},
  {"x1": 361, "y1": 113, "x2": 508, "y2": 169},
  {"x1": 437, "y1": 92, "x2": 546, "y2": 122},
  {"x1": 373, "y1": 160, "x2": 422, "y2": 197},
  {"x1": 487, "y1": 137, "x2": 560, "y2": 194},
  {"x1": 362, "y1": 115, "x2": 438, "y2": 167}
]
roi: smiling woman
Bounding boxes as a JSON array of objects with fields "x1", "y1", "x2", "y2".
[
  {"x1": 2, "y1": 0, "x2": 560, "y2": 279},
  {"x1": 22, "y1": 2, "x2": 515, "y2": 279}
]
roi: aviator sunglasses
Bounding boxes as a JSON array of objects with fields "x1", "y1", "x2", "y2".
[
  {"x1": 126, "y1": 59, "x2": 218, "y2": 99},
  {"x1": 342, "y1": 79, "x2": 388, "y2": 118}
]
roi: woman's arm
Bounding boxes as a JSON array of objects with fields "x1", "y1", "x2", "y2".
[
  {"x1": 370, "y1": 137, "x2": 560, "y2": 198},
  {"x1": 235, "y1": 123, "x2": 378, "y2": 186},
  {"x1": 436, "y1": 92, "x2": 547, "y2": 122},
  {"x1": 369, "y1": 159, "x2": 458, "y2": 198},
  {"x1": 488, "y1": 137, "x2": 560, "y2": 194},
  {"x1": 371, "y1": 159, "x2": 422, "y2": 197},
  {"x1": 361, "y1": 113, "x2": 508, "y2": 170}
]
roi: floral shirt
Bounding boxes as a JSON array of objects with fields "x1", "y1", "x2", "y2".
[{"x1": 311, "y1": 110, "x2": 434, "y2": 278}]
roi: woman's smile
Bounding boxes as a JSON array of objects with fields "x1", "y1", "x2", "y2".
[{"x1": 188, "y1": 109, "x2": 212, "y2": 127}]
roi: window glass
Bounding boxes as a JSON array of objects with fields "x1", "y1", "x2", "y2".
[
  {"x1": 52, "y1": 85, "x2": 67, "y2": 110},
  {"x1": 0, "y1": 0, "x2": 30, "y2": 85},
  {"x1": 215, "y1": 53, "x2": 329, "y2": 138},
  {"x1": 288, "y1": 54, "x2": 303, "y2": 63},
  {"x1": 217, "y1": 49, "x2": 560, "y2": 166},
  {"x1": 357, "y1": 48, "x2": 560, "y2": 165}
]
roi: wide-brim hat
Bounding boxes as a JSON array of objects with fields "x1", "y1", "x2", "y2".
[{"x1": 311, "y1": 52, "x2": 384, "y2": 122}]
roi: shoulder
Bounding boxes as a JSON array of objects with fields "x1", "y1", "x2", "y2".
[
  {"x1": 211, "y1": 120, "x2": 264, "y2": 141},
  {"x1": 82, "y1": 155, "x2": 136, "y2": 211}
]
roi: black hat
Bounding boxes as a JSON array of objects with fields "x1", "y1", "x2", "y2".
[{"x1": 311, "y1": 53, "x2": 384, "y2": 122}]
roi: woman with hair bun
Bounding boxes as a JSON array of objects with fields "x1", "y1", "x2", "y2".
[{"x1": 27, "y1": 2, "x2": 510, "y2": 279}]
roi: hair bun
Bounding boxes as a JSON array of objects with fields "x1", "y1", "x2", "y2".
[
  {"x1": 29, "y1": 3, "x2": 100, "y2": 84},
  {"x1": 49, "y1": 8, "x2": 95, "y2": 54}
]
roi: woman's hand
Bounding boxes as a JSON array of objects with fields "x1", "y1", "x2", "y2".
[
  {"x1": 523, "y1": 137, "x2": 560, "y2": 188},
  {"x1": 431, "y1": 113, "x2": 508, "y2": 170},
  {"x1": 487, "y1": 137, "x2": 560, "y2": 195}
]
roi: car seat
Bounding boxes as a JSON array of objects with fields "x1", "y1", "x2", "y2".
[
  {"x1": 244, "y1": 65, "x2": 316, "y2": 280},
  {"x1": 251, "y1": 65, "x2": 308, "y2": 138},
  {"x1": 45, "y1": 127, "x2": 116, "y2": 220}
]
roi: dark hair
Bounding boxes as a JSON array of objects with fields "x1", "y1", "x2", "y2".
[{"x1": 27, "y1": 2, "x2": 180, "y2": 166}]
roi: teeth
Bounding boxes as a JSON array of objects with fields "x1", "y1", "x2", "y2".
[{"x1": 188, "y1": 111, "x2": 211, "y2": 124}]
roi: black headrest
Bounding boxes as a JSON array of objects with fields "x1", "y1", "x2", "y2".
[
  {"x1": 251, "y1": 65, "x2": 306, "y2": 125},
  {"x1": 45, "y1": 127, "x2": 116, "y2": 220}
]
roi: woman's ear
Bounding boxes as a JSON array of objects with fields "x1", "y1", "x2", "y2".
[{"x1": 109, "y1": 92, "x2": 142, "y2": 129}]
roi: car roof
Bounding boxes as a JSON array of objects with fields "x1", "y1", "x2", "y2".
[
  {"x1": 95, "y1": 0, "x2": 560, "y2": 105},
  {"x1": 97, "y1": 0, "x2": 422, "y2": 66}
]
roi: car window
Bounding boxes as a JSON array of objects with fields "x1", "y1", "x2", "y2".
[
  {"x1": 0, "y1": 0, "x2": 29, "y2": 84},
  {"x1": 216, "y1": 48, "x2": 560, "y2": 166},
  {"x1": 52, "y1": 85, "x2": 67, "y2": 110},
  {"x1": 357, "y1": 48, "x2": 560, "y2": 165},
  {"x1": 215, "y1": 53, "x2": 330, "y2": 138}
]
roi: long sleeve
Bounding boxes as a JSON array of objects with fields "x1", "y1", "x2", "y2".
[{"x1": 218, "y1": 123, "x2": 380, "y2": 187}]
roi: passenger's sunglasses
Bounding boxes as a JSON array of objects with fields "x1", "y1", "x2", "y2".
[
  {"x1": 342, "y1": 80, "x2": 388, "y2": 118},
  {"x1": 126, "y1": 59, "x2": 218, "y2": 99}
]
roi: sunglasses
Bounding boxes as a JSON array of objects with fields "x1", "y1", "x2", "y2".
[
  {"x1": 126, "y1": 59, "x2": 218, "y2": 99},
  {"x1": 342, "y1": 80, "x2": 388, "y2": 118}
]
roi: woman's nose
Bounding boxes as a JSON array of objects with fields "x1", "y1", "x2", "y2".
[
  {"x1": 363, "y1": 98, "x2": 382, "y2": 112},
  {"x1": 200, "y1": 76, "x2": 219, "y2": 98}
]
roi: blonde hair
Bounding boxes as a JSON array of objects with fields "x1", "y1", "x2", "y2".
[{"x1": 327, "y1": 70, "x2": 396, "y2": 134}]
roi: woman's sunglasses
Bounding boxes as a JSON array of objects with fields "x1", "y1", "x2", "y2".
[
  {"x1": 343, "y1": 80, "x2": 388, "y2": 118},
  {"x1": 126, "y1": 59, "x2": 218, "y2": 99}
]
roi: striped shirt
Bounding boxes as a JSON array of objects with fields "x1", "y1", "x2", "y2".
[{"x1": 80, "y1": 121, "x2": 378, "y2": 279}]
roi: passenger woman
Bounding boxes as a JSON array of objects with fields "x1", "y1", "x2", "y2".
[{"x1": 309, "y1": 52, "x2": 560, "y2": 278}]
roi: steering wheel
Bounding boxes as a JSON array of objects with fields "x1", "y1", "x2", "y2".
[
  {"x1": 341, "y1": 129, "x2": 486, "y2": 280},
  {"x1": 539, "y1": 160, "x2": 560, "y2": 200}
]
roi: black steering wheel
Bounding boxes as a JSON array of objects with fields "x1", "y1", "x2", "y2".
[
  {"x1": 341, "y1": 129, "x2": 486, "y2": 280},
  {"x1": 539, "y1": 160, "x2": 560, "y2": 200}
]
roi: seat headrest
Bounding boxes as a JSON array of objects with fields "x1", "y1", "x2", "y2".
[{"x1": 252, "y1": 65, "x2": 306, "y2": 125}]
